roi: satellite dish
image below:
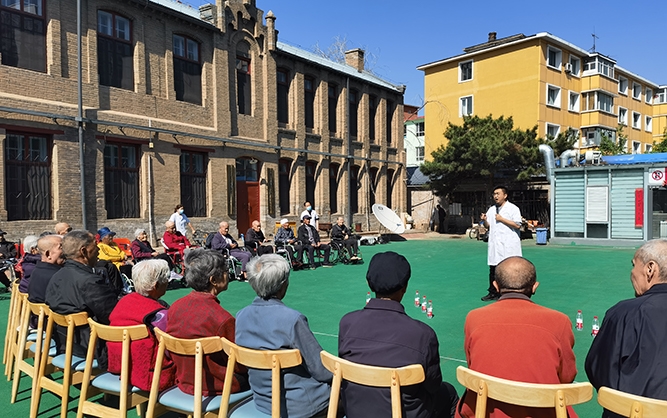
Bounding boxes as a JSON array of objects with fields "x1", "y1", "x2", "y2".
[{"x1": 372, "y1": 204, "x2": 405, "y2": 234}]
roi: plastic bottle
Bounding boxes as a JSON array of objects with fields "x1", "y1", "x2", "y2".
[
  {"x1": 366, "y1": 291, "x2": 371, "y2": 305},
  {"x1": 575, "y1": 310, "x2": 583, "y2": 331},
  {"x1": 414, "y1": 290, "x2": 420, "y2": 307},
  {"x1": 240, "y1": 233, "x2": 244, "y2": 243},
  {"x1": 421, "y1": 295, "x2": 427, "y2": 313},
  {"x1": 591, "y1": 316, "x2": 600, "y2": 337},
  {"x1": 427, "y1": 300, "x2": 433, "y2": 319}
]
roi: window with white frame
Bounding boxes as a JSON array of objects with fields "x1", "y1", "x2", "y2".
[
  {"x1": 618, "y1": 76, "x2": 628, "y2": 95},
  {"x1": 598, "y1": 59, "x2": 614, "y2": 78},
  {"x1": 547, "y1": 46, "x2": 562, "y2": 69},
  {"x1": 645, "y1": 87, "x2": 653, "y2": 104},
  {"x1": 656, "y1": 88, "x2": 667, "y2": 104},
  {"x1": 633, "y1": 82, "x2": 642, "y2": 100},
  {"x1": 416, "y1": 146, "x2": 425, "y2": 162},
  {"x1": 568, "y1": 55, "x2": 580, "y2": 76},
  {"x1": 546, "y1": 85, "x2": 561, "y2": 108},
  {"x1": 597, "y1": 92, "x2": 613, "y2": 114},
  {"x1": 459, "y1": 60, "x2": 472, "y2": 82},
  {"x1": 460, "y1": 96, "x2": 473, "y2": 117},
  {"x1": 632, "y1": 141, "x2": 641, "y2": 154},
  {"x1": 416, "y1": 121, "x2": 424, "y2": 136},
  {"x1": 646, "y1": 116, "x2": 652, "y2": 132},
  {"x1": 646, "y1": 144, "x2": 653, "y2": 153},
  {"x1": 568, "y1": 91, "x2": 580, "y2": 112},
  {"x1": 618, "y1": 107, "x2": 628, "y2": 125},
  {"x1": 632, "y1": 111, "x2": 641, "y2": 129},
  {"x1": 546, "y1": 123, "x2": 560, "y2": 139}
]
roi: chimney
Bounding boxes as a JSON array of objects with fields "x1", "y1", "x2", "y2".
[
  {"x1": 488, "y1": 32, "x2": 497, "y2": 42},
  {"x1": 345, "y1": 48, "x2": 365, "y2": 73},
  {"x1": 199, "y1": 3, "x2": 217, "y2": 26},
  {"x1": 266, "y1": 10, "x2": 276, "y2": 50}
]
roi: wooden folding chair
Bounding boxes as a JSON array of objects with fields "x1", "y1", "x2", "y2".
[
  {"x1": 456, "y1": 366, "x2": 593, "y2": 418},
  {"x1": 11, "y1": 300, "x2": 55, "y2": 404},
  {"x1": 77, "y1": 318, "x2": 150, "y2": 418},
  {"x1": 221, "y1": 338, "x2": 302, "y2": 418},
  {"x1": 598, "y1": 386, "x2": 667, "y2": 417},
  {"x1": 3, "y1": 280, "x2": 21, "y2": 377},
  {"x1": 320, "y1": 350, "x2": 425, "y2": 418},
  {"x1": 146, "y1": 329, "x2": 252, "y2": 418},
  {"x1": 32, "y1": 310, "x2": 90, "y2": 418}
]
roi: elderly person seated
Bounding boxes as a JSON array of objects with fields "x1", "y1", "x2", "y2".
[
  {"x1": 0, "y1": 228, "x2": 18, "y2": 291},
  {"x1": 245, "y1": 220, "x2": 275, "y2": 256},
  {"x1": 162, "y1": 220, "x2": 191, "y2": 258},
  {"x1": 97, "y1": 226, "x2": 133, "y2": 280},
  {"x1": 131, "y1": 228, "x2": 175, "y2": 269},
  {"x1": 166, "y1": 249, "x2": 249, "y2": 396},
  {"x1": 108, "y1": 259, "x2": 175, "y2": 391},
  {"x1": 236, "y1": 254, "x2": 332, "y2": 417},
  {"x1": 331, "y1": 217, "x2": 360, "y2": 261},
  {"x1": 297, "y1": 215, "x2": 332, "y2": 270},
  {"x1": 211, "y1": 221, "x2": 251, "y2": 280},
  {"x1": 18, "y1": 235, "x2": 41, "y2": 293},
  {"x1": 274, "y1": 219, "x2": 304, "y2": 269}
]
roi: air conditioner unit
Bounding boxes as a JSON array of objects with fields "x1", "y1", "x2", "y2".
[{"x1": 564, "y1": 63, "x2": 573, "y2": 73}]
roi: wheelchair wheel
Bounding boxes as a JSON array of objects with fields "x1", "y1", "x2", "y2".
[{"x1": 468, "y1": 228, "x2": 479, "y2": 240}]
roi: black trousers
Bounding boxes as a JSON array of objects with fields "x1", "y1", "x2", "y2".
[
  {"x1": 303, "y1": 243, "x2": 331, "y2": 265},
  {"x1": 488, "y1": 265, "x2": 498, "y2": 295}
]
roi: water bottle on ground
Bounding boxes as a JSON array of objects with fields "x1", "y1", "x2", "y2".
[
  {"x1": 414, "y1": 290, "x2": 420, "y2": 307},
  {"x1": 591, "y1": 316, "x2": 600, "y2": 337},
  {"x1": 427, "y1": 300, "x2": 433, "y2": 319},
  {"x1": 575, "y1": 310, "x2": 583, "y2": 331},
  {"x1": 421, "y1": 296, "x2": 427, "y2": 313},
  {"x1": 366, "y1": 291, "x2": 371, "y2": 305}
]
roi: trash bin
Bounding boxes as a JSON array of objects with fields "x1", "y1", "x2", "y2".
[{"x1": 536, "y1": 227, "x2": 548, "y2": 245}]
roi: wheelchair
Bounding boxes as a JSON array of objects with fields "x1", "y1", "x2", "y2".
[{"x1": 330, "y1": 239, "x2": 363, "y2": 265}]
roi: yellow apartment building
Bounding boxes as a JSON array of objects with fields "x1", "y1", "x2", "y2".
[{"x1": 418, "y1": 32, "x2": 667, "y2": 160}]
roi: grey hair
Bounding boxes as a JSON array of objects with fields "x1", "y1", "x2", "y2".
[
  {"x1": 132, "y1": 259, "x2": 169, "y2": 296},
  {"x1": 183, "y1": 248, "x2": 227, "y2": 292},
  {"x1": 635, "y1": 239, "x2": 667, "y2": 282},
  {"x1": 23, "y1": 235, "x2": 39, "y2": 253},
  {"x1": 247, "y1": 254, "x2": 290, "y2": 299},
  {"x1": 134, "y1": 228, "x2": 147, "y2": 239},
  {"x1": 62, "y1": 230, "x2": 95, "y2": 259}
]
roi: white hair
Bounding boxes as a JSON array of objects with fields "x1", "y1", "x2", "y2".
[
  {"x1": 134, "y1": 228, "x2": 146, "y2": 239},
  {"x1": 132, "y1": 259, "x2": 169, "y2": 296},
  {"x1": 23, "y1": 235, "x2": 39, "y2": 253}
]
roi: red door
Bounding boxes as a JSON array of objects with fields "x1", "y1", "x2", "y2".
[{"x1": 237, "y1": 181, "x2": 259, "y2": 235}]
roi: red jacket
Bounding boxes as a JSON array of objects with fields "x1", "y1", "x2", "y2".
[
  {"x1": 166, "y1": 291, "x2": 247, "y2": 396},
  {"x1": 108, "y1": 292, "x2": 175, "y2": 391},
  {"x1": 458, "y1": 294, "x2": 577, "y2": 418},
  {"x1": 162, "y1": 231, "x2": 191, "y2": 252}
]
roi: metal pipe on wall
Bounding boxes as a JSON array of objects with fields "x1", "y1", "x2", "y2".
[
  {"x1": 77, "y1": 0, "x2": 87, "y2": 230},
  {"x1": 346, "y1": 77, "x2": 352, "y2": 228}
]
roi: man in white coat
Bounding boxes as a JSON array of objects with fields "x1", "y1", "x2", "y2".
[{"x1": 480, "y1": 186, "x2": 522, "y2": 301}]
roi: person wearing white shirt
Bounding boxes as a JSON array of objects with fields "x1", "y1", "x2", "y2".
[
  {"x1": 300, "y1": 201, "x2": 319, "y2": 230},
  {"x1": 168, "y1": 204, "x2": 195, "y2": 237},
  {"x1": 480, "y1": 186, "x2": 522, "y2": 301}
]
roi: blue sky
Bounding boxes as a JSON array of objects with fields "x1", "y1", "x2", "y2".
[{"x1": 188, "y1": 0, "x2": 666, "y2": 109}]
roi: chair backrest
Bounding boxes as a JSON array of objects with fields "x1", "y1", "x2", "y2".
[
  {"x1": 220, "y1": 338, "x2": 302, "y2": 418},
  {"x1": 320, "y1": 350, "x2": 425, "y2": 418},
  {"x1": 78, "y1": 319, "x2": 149, "y2": 417},
  {"x1": 147, "y1": 328, "x2": 226, "y2": 418},
  {"x1": 598, "y1": 386, "x2": 667, "y2": 418},
  {"x1": 113, "y1": 238, "x2": 133, "y2": 258},
  {"x1": 456, "y1": 366, "x2": 593, "y2": 418}
]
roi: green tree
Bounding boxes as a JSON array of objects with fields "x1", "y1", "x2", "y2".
[
  {"x1": 547, "y1": 129, "x2": 579, "y2": 157},
  {"x1": 599, "y1": 124, "x2": 628, "y2": 155},
  {"x1": 420, "y1": 114, "x2": 542, "y2": 196},
  {"x1": 652, "y1": 128, "x2": 667, "y2": 153}
]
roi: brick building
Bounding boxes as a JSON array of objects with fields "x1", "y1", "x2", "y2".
[{"x1": 0, "y1": 0, "x2": 405, "y2": 242}]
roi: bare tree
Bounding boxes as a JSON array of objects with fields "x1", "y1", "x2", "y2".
[{"x1": 312, "y1": 35, "x2": 380, "y2": 74}]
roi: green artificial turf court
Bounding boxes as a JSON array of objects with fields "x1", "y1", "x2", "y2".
[{"x1": 0, "y1": 237, "x2": 640, "y2": 417}]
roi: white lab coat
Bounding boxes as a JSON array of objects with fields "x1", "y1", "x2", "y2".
[
  {"x1": 486, "y1": 201, "x2": 522, "y2": 266},
  {"x1": 300, "y1": 209, "x2": 319, "y2": 229}
]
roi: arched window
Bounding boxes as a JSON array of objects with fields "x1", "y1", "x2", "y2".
[
  {"x1": 386, "y1": 168, "x2": 395, "y2": 208},
  {"x1": 349, "y1": 89, "x2": 359, "y2": 138},
  {"x1": 97, "y1": 10, "x2": 133, "y2": 90},
  {"x1": 305, "y1": 161, "x2": 317, "y2": 206},
  {"x1": 277, "y1": 68, "x2": 290, "y2": 124},
  {"x1": 350, "y1": 164, "x2": 360, "y2": 214},
  {"x1": 305, "y1": 75, "x2": 316, "y2": 130},
  {"x1": 279, "y1": 158, "x2": 291, "y2": 215},
  {"x1": 236, "y1": 42, "x2": 251, "y2": 115},
  {"x1": 173, "y1": 34, "x2": 202, "y2": 105},
  {"x1": 329, "y1": 163, "x2": 339, "y2": 214},
  {"x1": 0, "y1": 0, "x2": 46, "y2": 72},
  {"x1": 369, "y1": 167, "x2": 379, "y2": 207},
  {"x1": 328, "y1": 84, "x2": 338, "y2": 134}
]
